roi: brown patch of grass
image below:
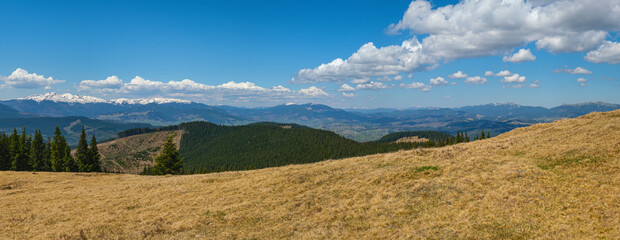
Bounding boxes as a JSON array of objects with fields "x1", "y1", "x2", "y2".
[{"x1": 0, "y1": 110, "x2": 619, "y2": 239}]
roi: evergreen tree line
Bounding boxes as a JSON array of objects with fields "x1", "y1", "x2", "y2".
[
  {"x1": 435, "y1": 129, "x2": 492, "y2": 146},
  {"x1": 173, "y1": 121, "x2": 456, "y2": 174},
  {"x1": 0, "y1": 126, "x2": 100, "y2": 172}
]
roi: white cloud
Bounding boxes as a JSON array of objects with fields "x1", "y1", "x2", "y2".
[
  {"x1": 125, "y1": 76, "x2": 165, "y2": 91},
  {"x1": 338, "y1": 84, "x2": 356, "y2": 92},
  {"x1": 1, "y1": 68, "x2": 64, "y2": 89},
  {"x1": 291, "y1": 38, "x2": 437, "y2": 83},
  {"x1": 77, "y1": 76, "x2": 329, "y2": 103},
  {"x1": 399, "y1": 81, "x2": 431, "y2": 92},
  {"x1": 78, "y1": 76, "x2": 125, "y2": 92},
  {"x1": 295, "y1": 1, "x2": 620, "y2": 83},
  {"x1": 464, "y1": 76, "x2": 487, "y2": 85},
  {"x1": 342, "y1": 92, "x2": 355, "y2": 97},
  {"x1": 350, "y1": 78, "x2": 370, "y2": 84},
  {"x1": 447, "y1": 71, "x2": 467, "y2": 79},
  {"x1": 502, "y1": 74, "x2": 527, "y2": 83},
  {"x1": 356, "y1": 81, "x2": 389, "y2": 90},
  {"x1": 430, "y1": 77, "x2": 449, "y2": 86},
  {"x1": 389, "y1": 0, "x2": 619, "y2": 59},
  {"x1": 485, "y1": 70, "x2": 513, "y2": 77},
  {"x1": 393, "y1": 75, "x2": 403, "y2": 81},
  {"x1": 585, "y1": 41, "x2": 620, "y2": 64},
  {"x1": 536, "y1": 31, "x2": 608, "y2": 53},
  {"x1": 299, "y1": 86, "x2": 328, "y2": 96},
  {"x1": 554, "y1": 66, "x2": 593, "y2": 74},
  {"x1": 495, "y1": 70, "x2": 513, "y2": 77},
  {"x1": 577, "y1": 77, "x2": 588, "y2": 87},
  {"x1": 503, "y1": 49, "x2": 536, "y2": 62}
]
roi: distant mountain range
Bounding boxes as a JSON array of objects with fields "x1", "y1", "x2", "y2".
[{"x1": 1, "y1": 92, "x2": 618, "y2": 142}]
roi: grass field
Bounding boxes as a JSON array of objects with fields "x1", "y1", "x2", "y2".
[{"x1": 1, "y1": 110, "x2": 619, "y2": 239}]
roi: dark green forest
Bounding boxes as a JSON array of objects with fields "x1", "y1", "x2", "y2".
[{"x1": 178, "y1": 121, "x2": 424, "y2": 173}]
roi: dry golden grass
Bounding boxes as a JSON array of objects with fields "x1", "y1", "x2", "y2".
[
  {"x1": 1, "y1": 110, "x2": 619, "y2": 239},
  {"x1": 95, "y1": 130, "x2": 182, "y2": 174}
]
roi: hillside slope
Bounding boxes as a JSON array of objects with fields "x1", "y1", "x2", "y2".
[
  {"x1": 1, "y1": 110, "x2": 619, "y2": 239},
  {"x1": 96, "y1": 130, "x2": 183, "y2": 174}
]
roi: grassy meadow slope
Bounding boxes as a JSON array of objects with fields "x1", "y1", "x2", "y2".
[
  {"x1": 0, "y1": 110, "x2": 619, "y2": 239},
  {"x1": 96, "y1": 130, "x2": 182, "y2": 174}
]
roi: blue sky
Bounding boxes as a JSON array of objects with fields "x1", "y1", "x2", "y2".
[{"x1": 1, "y1": 0, "x2": 618, "y2": 108}]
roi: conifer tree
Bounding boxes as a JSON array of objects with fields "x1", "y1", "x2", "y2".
[
  {"x1": 44, "y1": 137, "x2": 52, "y2": 171},
  {"x1": 0, "y1": 133, "x2": 10, "y2": 170},
  {"x1": 76, "y1": 126, "x2": 89, "y2": 172},
  {"x1": 487, "y1": 132, "x2": 491, "y2": 139},
  {"x1": 152, "y1": 133, "x2": 183, "y2": 175},
  {"x1": 465, "y1": 132, "x2": 470, "y2": 142},
  {"x1": 10, "y1": 129, "x2": 30, "y2": 171},
  {"x1": 63, "y1": 145, "x2": 77, "y2": 172},
  {"x1": 30, "y1": 130, "x2": 47, "y2": 171},
  {"x1": 50, "y1": 126, "x2": 66, "y2": 172},
  {"x1": 88, "y1": 135, "x2": 101, "y2": 172},
  {"x1": 481, "y1": 130, "x2": 486, "y2": 140}
]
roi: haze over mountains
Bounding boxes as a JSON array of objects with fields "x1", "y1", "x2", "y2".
[{"x1": 1, "y1": 92, "x2": 619, "y2": 143}]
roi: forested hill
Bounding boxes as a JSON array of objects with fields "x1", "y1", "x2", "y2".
[{"x1": 177, "y1": 121, "x2": 418, "y2": 173}]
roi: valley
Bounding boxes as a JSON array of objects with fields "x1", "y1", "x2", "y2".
[{"x1": 1, "y1": 93, "x2": 619, "y2": 143}]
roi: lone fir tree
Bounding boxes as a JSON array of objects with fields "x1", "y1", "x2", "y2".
[
  {"x1": 76, "y1": 126, "x2": 89, "y2": 172},
  {"x1": 152, "y1": 133, "x2": 183, "y2": 175},
  {"x1": 88, "y1": 135, "x2": 101, "y2": 172}
]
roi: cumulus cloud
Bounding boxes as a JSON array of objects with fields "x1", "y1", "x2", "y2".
[
  {"x1": 502, "y1": 74, "x2": 527, "y2": 83},
  {"x1": 291, "y1": 38, "x2": 437, "y2": 83},
  {"x1": 577, "y1": 77, "x2": 588, "y2": 86},
  {"x1": 351, "y1": 78, "x2": 370, "y2": 84},
  {"x1": 393, "y1": 75, "x2": 403, "y2": 81},
  {"x1": 485, "y1": 70, "x2": 513, "y2": 77},
  {"x1": 464, "y1": 76, "x2": 487, "y2": 85},
  {"x1": 342, "y1": 92, "x2": 355, "y2": 97},
  {"x1": 78, "y1": 76, "x2": 328, "y2": 102},
  {"x1": 356, "y1": 81, "x2": 389, "y2": 90},
  {"x1": 585, "y1": 41, "x2": 620, "y2": 64},
  {"x1": 430, "y1": 77, "x2": 449, "y2": 86},
  {"x1": 503, "y1": 49, "x2": 536, "y2": 62},
  {"x1": 447, "y1": 71, "x2": 467, "y2": 79},
  {"x1": 399, "y1": 81, "x2": 431, "y2": 92},
  {"x1": 1, "y1": 68, "x2": 64, "y2": 89},
  {"x1": 536, "y1": 31, "x2": 608, "y2": 53},
  {"x1": 389, "y1": 0, "x2": 619, "y2": 58},
  {"x1": 299, "y1": 86, "x2": 328, "y2": 96},
  {"x1": 295, "y1": 1, "x2": 620, "y2": 83},
  {"x1": 338, "y1": 84, "x2": 356, "y2": 92},
  {"x1": 554, "y1": 66, "x2": 593, "y2": 74}
]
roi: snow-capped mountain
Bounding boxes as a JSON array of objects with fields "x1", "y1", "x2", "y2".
[
  {"x1": 1, "y1": 92, "x2": 243, "y2": 125},
  {"x1": 19, "y1": 92, "x2": 191, "y2": 105}
]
